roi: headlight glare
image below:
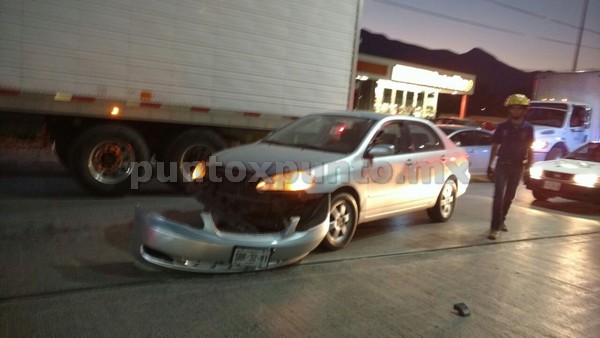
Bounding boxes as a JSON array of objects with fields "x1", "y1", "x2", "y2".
[
  {"x1": 191, "y1": 161, "x2": 206, "y2": 182},
  {"x1": 573, "y1": 174, "x2": 598, "y2": 187},
  {"x1": 529, "y1": 166, "x2": 543, "y2": 179},
  {"x1": 531, "y1": 140, "x2": 549, "y2": 151},
  {"x1": 256, "y1": 171, "x2": 315, "y2": 192}
]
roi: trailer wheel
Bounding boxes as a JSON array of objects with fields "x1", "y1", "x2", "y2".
[
  {"x1": 53, "y1": 137, "x2": 73, "y2": 171},
  {"x1": 71, "y1": 125, "x2": 150, "y2": 196},
  {"x1": 163, "y1": 129, "x2": 226, "y2": 189}
]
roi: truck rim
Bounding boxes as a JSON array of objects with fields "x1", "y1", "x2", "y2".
[
  {"x1": 179, "y1": 144, "x2": 214, "y2": 182},
  {"x1": 87, "y1": 141, "x2": 135, "y2": 184}
]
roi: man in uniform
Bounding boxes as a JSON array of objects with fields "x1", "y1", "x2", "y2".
[{"x1": 487, "y1": 94, "x2": 535, "y2": 240}]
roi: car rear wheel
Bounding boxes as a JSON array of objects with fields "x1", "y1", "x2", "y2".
[
  {"x1": 427, "y1": 179, "x2": 457, "y2": 222},
  {"x1": 320, "y1": 192, "x2": 358, "y2": 251}
]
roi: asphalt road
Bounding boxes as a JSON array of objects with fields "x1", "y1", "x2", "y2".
[{"x1": 1, "y1": 149, "x2": 599, "y2": 337}]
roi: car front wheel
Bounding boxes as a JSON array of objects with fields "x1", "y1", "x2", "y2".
[
  {"x1": 532, "y1": 189, "x2": 550, "y2": 201},
  {"x1": 320, "y1": 192, "x2": 358, "y2": 251},
  {"x1": 427, "y1": 179, "x2": 457, "y2": 222}
]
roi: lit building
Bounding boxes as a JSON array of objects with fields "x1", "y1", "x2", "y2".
[{"x1": 354, "y1": 54, "x2": 476, "y2": 119}]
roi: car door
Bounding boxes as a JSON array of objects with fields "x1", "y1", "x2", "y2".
[
  {"x1": 451, "y1": 130, "x2": 492, "y2": 175},
  {"x1": 363, "y1": 121, "x2": 419, "y2": 219},
  {"x1": 404, "y1": 121, "x2": 447, "y2": 205},
  {"x1": 566, "y1": 105, "x2": 590, "y2": 150}
]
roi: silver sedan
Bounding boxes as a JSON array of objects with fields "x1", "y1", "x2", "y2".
[
  {"x1": 438, "y1": 125, "x2": 494, "y2": 176},
  {"x1": 131, "y1": 112, "x2": 471, "y2": 273}
]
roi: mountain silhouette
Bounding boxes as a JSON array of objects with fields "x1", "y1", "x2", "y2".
[{"x1": 359, "y1": 29, "x2": 537, "y2": 117}]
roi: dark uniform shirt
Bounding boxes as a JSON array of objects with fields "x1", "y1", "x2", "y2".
[{"x1": 491, "y1": 120, "x2": 534, "y2": 164}]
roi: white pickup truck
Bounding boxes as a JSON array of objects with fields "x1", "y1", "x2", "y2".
[{"x1": 527, "y1": 71, "x2": 600, "y2": 161}]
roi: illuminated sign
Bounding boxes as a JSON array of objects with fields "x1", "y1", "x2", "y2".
[{"x1": 391, "y1": 65, "x2": 475, "y2": 94}]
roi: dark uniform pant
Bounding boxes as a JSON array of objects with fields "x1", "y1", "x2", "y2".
[{"x1": 491, "y1": 162, "x2": 524, "y2": 231}]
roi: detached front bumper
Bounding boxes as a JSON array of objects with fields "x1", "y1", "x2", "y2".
[{"x1": 130, "y1": 201, "x2": 330, "y2": 273}]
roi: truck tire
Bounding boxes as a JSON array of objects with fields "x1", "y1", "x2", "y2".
[
  {"x1": 162, "y1": 129, "x2": 226, "y2": 190},
  {"x1": 71, "y1": 125, "x2": 150, "y2": 196},
  {"x1": 53, "y1": 137, "x2": 73, "y2": 171},
  {"x1": 545, "y1": 146, "x2": 566, "y2": 160}
]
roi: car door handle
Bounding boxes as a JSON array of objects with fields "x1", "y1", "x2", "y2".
[
  {"x1": 405, "y1": 159, "x2": 414, "y2": 166},
  {"x1": 440, "y1": 155, "x2": 447, "y2": 162}
]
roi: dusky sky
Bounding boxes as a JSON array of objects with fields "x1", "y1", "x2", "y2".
[{"x1": 361, "y1": 0, "x2": 600, "y2": 72}]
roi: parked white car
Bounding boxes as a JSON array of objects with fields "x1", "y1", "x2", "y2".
[{"x1": 526, "y1": 141, "x2": 600, "y2": 202}]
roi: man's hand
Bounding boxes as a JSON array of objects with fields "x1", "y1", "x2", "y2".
[{"x1": 487, "y1": 166, "x2": 494, "y2": 182}]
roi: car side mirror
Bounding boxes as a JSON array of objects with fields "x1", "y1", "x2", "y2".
[{"x1": 367, "y1": 144, "x2": 395, "y2": 158}]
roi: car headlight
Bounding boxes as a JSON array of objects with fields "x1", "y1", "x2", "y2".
[
  {"x1": 573, "y1": 174, "x2": 598, "y2": 187},
  {"x1": 256, "y1": 171, "x2": 315, "y2": 192},
  {"x1": 529, "y1": 166, "x2": 543, "y2": 179},
  {"x1": 531, "y1": 140, "x2": 549, "y2": 151},
  {"x1": 191, "y1": 161, "x2": 206, "y2": 182}
]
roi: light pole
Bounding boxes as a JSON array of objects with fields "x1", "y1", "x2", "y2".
[{"x1": 572, "y1": 0, "x2": 589, "y2": 71}]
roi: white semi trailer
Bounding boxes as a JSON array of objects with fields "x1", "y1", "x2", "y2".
[
  {"x1": 0, "y1": 0, "x2": 363, "y2": 195},
  {"x1": 528, "y1": 71, "x2": 600, "y2": 161}
]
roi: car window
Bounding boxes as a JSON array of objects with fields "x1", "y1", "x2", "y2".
[
  {"x1": 407, "y1": 122, "x2": 444, "y2": 152},
  {"x1": 565, "y1": 143, "x2": 600, "y2": 163},
  {"x1": 289, "y1": 116, "x2": 324, "y2": 142},
  {"x1": 526, "y1": 107, "x2": 566, "y2": 127},
  {"x1": 263, "y1": 115, "x2": 375, "y2": 153},
  {"x1": 471, "y1": 131, "x2": 492, "y2": 146},
  {"x1": 569, "y1": 106, "x2": 588, "y2": 128},
  {"x1": 454, "y1": 131, "x2": 491, "y2": 146},
  {"x1": 449, "y1": 132, "x2": 467, "y2": 146},
  {"x1": 369, "y1": 122, "x2": 406, "y2": 154}
]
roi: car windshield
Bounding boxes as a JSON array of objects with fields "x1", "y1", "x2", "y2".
[
  {"x1": 262, "y1": 115, "x2": 375, "y2": 153},
  {"x1": 525, "y1": 107, "x2": 566, "y2": 127},
  {"x1": 565, "y1": 143, "x2": 600, "y2": 163}
]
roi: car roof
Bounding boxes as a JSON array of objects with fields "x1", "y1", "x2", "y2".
[
  {"x1": 436, "y1": 124, "x2": 492, "y2": 133},
  {"x1": 311, "y1": 110, "x2": 430, "y2": 123}
]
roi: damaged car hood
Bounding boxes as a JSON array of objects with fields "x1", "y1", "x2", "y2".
[{"x1": 211, "y1": 142, "x2": 348, "y2": 173}]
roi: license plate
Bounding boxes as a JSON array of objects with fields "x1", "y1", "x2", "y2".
[
  {"x1": 543, "y1": 180, "x2": 561, "y2": 191},
  {"x1": 232, "y1": 247, "x2": 271, "y2": 268}
]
